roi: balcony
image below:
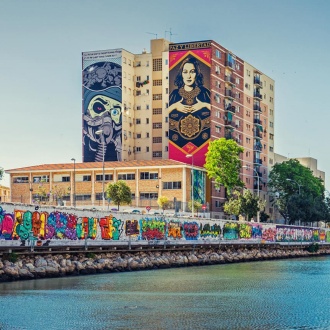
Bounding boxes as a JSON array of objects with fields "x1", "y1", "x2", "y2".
[
  {"x1": 225, "y1": 89, "x2": 235, "y2": 100},
  {"x1": 225, "y1": 104, "x2": 236, "y2": 113},
  {"x1": 253, "y1": 144, "x2": 263, "y2": 151},
  {"x1": 254, "y1": 184, "x2": 263, "y2": 191},
  {"x1": 225, "y1": 61, "x2": 235, "y2": 70},
  {"x1": 253, "y1": 92, "x2": 262, "y2": 100},
  {"x1": 225, "y1": 75, "x2": 236, "y2": 85},
  {"x1": 225, "y1": 120, "x2": 235, "y2": 128},
  {"x1": 253, "y1": 118, "x2": 262, "y2": 125},
  {"x1": 254, "y1": 131, "x2": 263, "y2": 139},
  {"x1": 253, "y1": 77, "x2": 263, "y2": 88},
  {"x1": 253, "y1": 104, "x2": 262, "y2": 112},
  {"x1": 225, "y1": 133, "x2": 233, "y2": 140},
  {"x1": 254, "y1": 158, "x2": 263, "y2": 165}
]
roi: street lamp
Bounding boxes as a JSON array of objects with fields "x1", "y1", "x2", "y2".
[
  {"x1": 243, "y1": 166, "x2": 260, "y2": 222},
  {"x1": 71, "y1": 158, "x2": 76, "y2": 207},
  {"x1": 96, "y1": 129, "x2": 105, "y2": 210},
  {"x1": 186, "y1": 154, "x2": 194, "y2": 217},
  {"x1": 286, "y1": 178, "x2": 301, "y2": 195}
]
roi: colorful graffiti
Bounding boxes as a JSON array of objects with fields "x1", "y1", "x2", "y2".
[{"x1": 1, "y1": 205, "x2": 330, "y2": 244}]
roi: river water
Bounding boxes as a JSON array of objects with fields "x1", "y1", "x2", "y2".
[{"x1": 1, "y1": 256, "x2": 330, "y2": 330}]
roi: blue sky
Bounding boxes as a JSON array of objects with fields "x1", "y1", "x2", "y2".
[{"x1": 1, "y1": 0, "x2": 330, "y2": 188}]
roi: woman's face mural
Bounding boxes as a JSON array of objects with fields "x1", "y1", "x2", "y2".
[{"x1": 182, "y1": 63, "x2": 197, "y2": 87}]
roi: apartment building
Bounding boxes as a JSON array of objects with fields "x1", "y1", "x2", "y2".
[
  {"x1": 81, "y1": 38, "x2": 275, "y2": 218},
  {"x1": 0, "y1": 185, "x2": 10, "y2": 202}
]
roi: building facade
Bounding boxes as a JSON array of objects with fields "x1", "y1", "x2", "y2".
[
  {"x1": 0, "y1": 185, "x2": 10, "y2": 203},
  {"x1": 81, "y1": 39, "x2": 275, "y2": 218},
  {"x1": 6, "y1": 160, "x2": 206, "y2": 213}
]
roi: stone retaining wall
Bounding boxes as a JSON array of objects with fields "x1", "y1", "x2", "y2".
[{"x1": 1, "y1": 245, "x2": 328, "y2": 282}]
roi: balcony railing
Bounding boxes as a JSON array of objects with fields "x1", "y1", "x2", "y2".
[
  {"x1": 225, "y1": 61, "x2": 235, "y2": 69},
  {"x1": 225, "y1": 133, "x2": 233, "y2": 140},
  {"x1": 253, "y1": 105, "x2": 262, "y2": 112},
  {"x1": 253, "y1": 92, "x2": 262, "y2": 100},
  {"x1": 254, "y1": 118, "x2": 262, "y2": 125},
  {"x1": 254, "y1": 158, "x2": 263, "y2": 165},
  {"x1": 225, "y1": 89, "x2": 235, "y2": 99},
  {"x1": 253, "y1": 77, "x2": 263, "y2": 88},
  {"x1": 225, "y1": 105, "x2": 236, "y2": 113},
  {"x1": 253, "y1": 144, "x2": 263, "y2": 151},
  {"x1": 225, "y1": 75, "x2": 236, "y2": 85},
  {"x1": 254, "y1": 131, "x2": 263, "y2": 139},
  {"x1": 225, "y1": 120, "x2": 235, "y2": 127}
]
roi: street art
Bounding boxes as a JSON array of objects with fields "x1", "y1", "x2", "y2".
[
  {"x1": 168, "y1": 221, "x2": 183, "y2": 239},
  {"x1": 140, "y1": 218, "x2": 166, "y2": 240},
  {"x1": 183, "y1": 222, "x2": 199, "y2": 240},
  {"x1": 82, "y1": 50, "x2": 123, "y2": 162},
  {"x1": 223, "y1": 223, "x2": 239, "y2": 240},
  {"x1": 0, "y1": 204, "x2": 329, "y2": 244},
  {"x1": 199, "y1": 222, "x2": 221, "y2": 238},
  {"x1": 169, "y1": 41, "x2": 211, "y2": 167}
]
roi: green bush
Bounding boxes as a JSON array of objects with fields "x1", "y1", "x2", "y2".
[
  {"x1": 86, "y1": 252, "x2": 96, "y2": 259},
  {"x1": 3, "y1": 252, "x2": 19, "y2": 263}
]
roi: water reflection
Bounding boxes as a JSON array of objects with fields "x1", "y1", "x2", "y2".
[{"x1": 1, "y1": 257, "x2": 330, "y2": 329}]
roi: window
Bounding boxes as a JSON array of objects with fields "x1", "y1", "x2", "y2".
[
  {"x1": 95, "y1": 192, "x2": 106, "y2": 201},
  {"x1": 165, "y1": 146, "x2": 168, "y2": 152},
  {"x1": 62, "y1": 176, "x2": 70, "y2": 182},
  {"x1": 246, "y1": 69, "x2": 251, "y2": 76},
  {"x1": 215, "y1": 200, "x2": 221, "y2": 208},
  {"x1": 269, "y1": 146, "x2": 274, "y2": 152},
  {"x1": 270, "y1": 109, "x2": 274, "y2": 116},
  {"x1": 166, "y1": 88, "x2": 169, "y2": 94},
  {"x1": 136, "y1": 90, "x2": 141, "y2": 96},
  {"x1": 215, "y1": 65, "x2": 220, "y2": 74},
  {"x1": 33, "y1": 175, "x2": 49, "y2": 183},
  {"x1": 146, "y1": 132, "x2": 150, "y2": 138},
  {"x1": 146, "y1": 118, "x2": 149, "y2": 124},
  {"x1": 215, "y1": 49, "x2": 221, "y2": 58},
  {"x1": 270, "y1": 121, "x2": 274, "y2": 128},
  {"x1": 236, "y1": 78, "x2": 240, "y2": 84},
  {"x1": 136, "y1": 76, "x2": 141, "y2": 82},
  {"x1": 152, "y1": 151, "x2": 162, "y2": 158},
  {"x1": 270, "y1": 84, "x2": 274, "y2": 91},
  {"x1": 269, "y1": 133, "x2": 274, "y2": 140},
  {"x1": 136, "y1": 133, "x2": 142, "y2": 139},
  {"x1": 76, "y1": 194, "x2": 91, "y2": 201},
  {"x1": 83, "y1": 175, "x2": 91, "y2": 182},
  {"x1": 215, "y1": 126, "x2": 221, "y2": 133},
  {"x1": 165, "y1": 131, "x2": 169, "y2": 137},
  {"x1": 153, "y1": 94, "x2": 162, "y2": 100},
  {"x1": 216, "y1": 80, "x2": 221, "y2": 88},
  {"x1": 269, "y1": 158, "x2": 274, "y2": 165},
  {"x1": 140, "y1": 172, "x2": 159, "y2": 180},
  {"x1": 215, "y1": 111, "x2": 220, "y2": 118},
  {"x1": 13, "y1": 176, "x2": 29, "y2": 183},
  {"x1": 140, "y1": 192, "x2": 158, "y2": 200},
  {"x1": 165, "y1": 59, "x2": 168, "y2": 65},
  {"x1": 136, "y1": 119, "x2": 141, "y2": 124},
  {"x1": 163, "y1": 181, "x2": 182, "y2": 189},
  {"x1": 153, "y1": 108, "x2": 162, "y2": 115},
  {"x1": 153, "y1": 137, "x2": 162, "y2": 143},
  {"x1": 96, "y1": 174, "x2": 113, "y2": 181},
  {"x1": 146, "y1": 147, "x2": 149, "y2": 152},
  {"x1": 136, "y1": 105, "x2": 141, "y2": 110},
  {"x1": 136, "y1": 147, "x2": 141, "y2": 152},
  {"x1": 117, "y1": 173, "x2": 135, "y2": 180},
  {"x1": 153, "y1": 122, "x2": 162, "y2": 129},
  {"x1": 153, "y1": 59, "x2": 162, "y2": 71},
  {"x1": 214, "y1": 94, "x2": 220, "y2": 103},
  {"x1": 146, "y1": 104, "x2": 149, "y2": 110}
]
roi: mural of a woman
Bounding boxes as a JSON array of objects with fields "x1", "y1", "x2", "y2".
[
  {"x1": 169, "y1": 56, "x2": 210, "y2": 113},
  {"x1": 168, "y1": 56, "x2": 211, "y2": 158}
]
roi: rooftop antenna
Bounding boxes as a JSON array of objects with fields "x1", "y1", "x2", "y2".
[
  {"x1": 146, "y1": 32, "x2": 158, "y2": 39},
  {"x1": 165, "y1": 28, "x2": 177, "y2": 42}
]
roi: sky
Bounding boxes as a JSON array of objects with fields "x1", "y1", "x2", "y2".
[{"x1": 1, "y1": 0, "x2": 330, "y2": 188}]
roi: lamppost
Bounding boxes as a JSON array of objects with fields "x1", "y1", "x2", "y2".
[
  {"x1": 96, "y1": 129, "x2": 105, "y2": 210},
  {"x1": 243, "y1": 166, "x2": 260, "y2": 222},
  {"x1": 286, "y1": 178, "x2": 301, "y2": 195},
  {"x1": 286, "y1": 178, "x2": 302, "y2": 225},
  {"x1": 186, "y1": 154, "x2": 194, "y2": 217},
  {"x1": 71, "y1": 158, "x2": 76, "y2": 207}
]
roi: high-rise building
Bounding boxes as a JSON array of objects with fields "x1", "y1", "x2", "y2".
[{"x1": 82, "y1": 39, "x2": 275, "y2": 218}]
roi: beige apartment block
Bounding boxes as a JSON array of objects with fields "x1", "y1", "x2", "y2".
[{"x1": 0, "y1": 185, "x2": 10, "y2": 202}]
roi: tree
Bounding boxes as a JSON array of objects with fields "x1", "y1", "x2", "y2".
[
  {"x1": 157, "y1": 196, "x2": 170, "y2": 213},
  {"x1": 0, "y1": 167, "x2": 3, "y2": 181},
  {"x1": 188, "y1": 200, "x2": 202, "y2": 216},
  {"x1": 106, "y1": 180, "x2": 132, "y2": 211},
  {"x1": 205, "y1": 138, "x2": 244, "y2": 194},
  {"x1": 268, "y1": 159, "x2": 325, "y2": 224},
  {"x1": 224, "y1": 190, "x2": 264, "y2": 221}
]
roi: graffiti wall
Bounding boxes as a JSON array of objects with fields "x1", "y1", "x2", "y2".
[
  {"x1": 169, "y1": 41, "x2": 211, "y2": 167},
  {"x1": 82, "y1": 49, "x2": 122, "y2": 162},
  {"x1": 0, "y1": 204, "x2": 329, "y2": 244}
]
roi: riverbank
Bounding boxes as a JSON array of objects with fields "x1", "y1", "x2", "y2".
[{"x1": 1, "y1": 244, "x2": 329, "y2": 282}]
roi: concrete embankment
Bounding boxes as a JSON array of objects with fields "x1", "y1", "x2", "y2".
[{"x1": 0, "y1": 245, "x2": 328, "y2": 282}]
